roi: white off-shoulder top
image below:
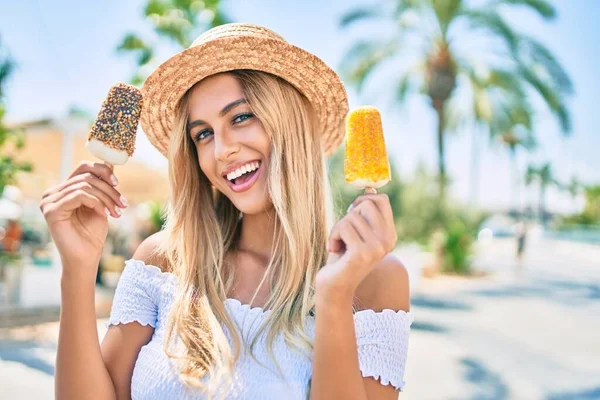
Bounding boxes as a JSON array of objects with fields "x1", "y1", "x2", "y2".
[{"x1": 107, "y1": 259, "x2": 413, "y2": 399}]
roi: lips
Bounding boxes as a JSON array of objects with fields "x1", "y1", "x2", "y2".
[{"x1": 223, "y1": 161, "x2": 262, "y2": 193}]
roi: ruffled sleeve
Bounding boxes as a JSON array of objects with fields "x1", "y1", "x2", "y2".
[
  {"x1": 354, "y1": 308, "x2": 414, "y2": 391},
  {"x1": 106, "y1": 259, "x2": 166, "y2": 329}
]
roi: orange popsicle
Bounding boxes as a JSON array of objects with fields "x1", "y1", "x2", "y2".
[{"x1": 344, "y1": 106, "x2": 391, "y2": 191}]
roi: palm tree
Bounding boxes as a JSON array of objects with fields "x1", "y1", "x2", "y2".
[
  {"x1": 450, "y1": 66, "x2": 535, "y2": 207},
  {"x1": 563, "y1": 176, "x2": 582, "y2": 199},
  {"x1": 117, "y1": 0, "x2": 230, "y2": 85},
  {"x1": 525, "y1": 162, "x2": 557, "y2": 224},
  {"x1": 558, "y1": 175, "x2": 583, "y2": 212},
  {"x1": 499, "y1": 127, "x2": 536, "y2": 212},
  {"x1": 340, "y1": 0, "x2": 572, "y2": 199},
  {"x1": 487, "y1": 85, "x2": 537, "y2": 212}
]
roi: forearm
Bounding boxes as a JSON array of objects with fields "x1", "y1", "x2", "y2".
[
  {"x1": 310, "y1": 290, "x2": 368, "y2": 400},
  {"x1": 56, "y1": 268, "x2": 116, "y2": 400}
]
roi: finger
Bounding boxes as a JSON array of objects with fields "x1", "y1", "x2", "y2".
[
  {"x1": 47, "y1": 189, "x2": 108, "y2": 219},
  {"x1": 328, "y1": 223, "x2": 344, "y2": 253},
  {"x1": 78, "y1": 173, "x2": 127, "y2": 208},
  {"x1": 345, "y1": 211, "x2": 373, "y2": 243},
  {"x1": 48, "y1": 182, "x2": 122, "y2": 218},
  {"x1": 349, "y1": 193, "x2": 393, "y2": 223},
  {"x1": 338, "y1": 217, "x2": 364, "y2": 250},
  {"x1": 351, "y1": 196, "x2": 397, "y2": 252},
  {"x1": 328, "y1": 217, "x2": 364, "y2": 253},
  {"x1": 43, "y1": 162, "x2": 119, "y2": 201},
  {"x1": 352, "y1": 201, "x2": 385, "y2": 233},
  {"x1": 45, "y1": 172, "x2": 127, "y2": 208},
  {"x1": 68, "y1": 161, "x2": 118, "y2": 187}
]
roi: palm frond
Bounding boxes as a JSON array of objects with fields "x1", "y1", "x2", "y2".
[
  {"x1": 393, "y1": 0, "x2": 431, "y2": 15},
  {"x1": 0, "y1": 58, "x2": 14, "y2": 100},
  {"x1": 340, "y1": 40, "x2": 399, "y2": 92},
  {"x1": 517, "y1": 36, "x2": 573, "y2": 94},
  {"x1": 117, "y1": 33, "x2": 147, "y2": 51},
  {"x1": 340, "y1": 7, "x2": 384, "y2": 28},
  {"x1": 116, "y1": 33, "x2": 154, "y2": 66},
  {"x1": 144, "y1": 0, "x2": 168, "y2": 16},
  {"x1": 494, "y1": 0, "x2": 556, "y2": 19},
  {"x1": 459, "y1": 8, "x2": 519, "y2": 52},
  {"x1": 432, "y1": 0, "x2": 463, "y2": 36},
  {"x1": 519, "y1": 65, "x2": 571, "y2": 133}
]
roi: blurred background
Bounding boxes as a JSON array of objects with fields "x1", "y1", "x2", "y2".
[{"x1": 0, "y1": 0, "x2": 599, "y2": 399}]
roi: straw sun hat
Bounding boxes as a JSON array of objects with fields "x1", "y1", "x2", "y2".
[{"x1": 140, "y1": 23, "x2": 349, "y2": 158}]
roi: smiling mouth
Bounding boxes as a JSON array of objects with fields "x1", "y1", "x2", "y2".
[{"x1": 223, "y1": 161, "x2": 262, "y2": 191}]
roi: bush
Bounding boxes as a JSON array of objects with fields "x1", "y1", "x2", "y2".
[{"x1": 441, "y1": 218, "x2": 474, "y2": 274}]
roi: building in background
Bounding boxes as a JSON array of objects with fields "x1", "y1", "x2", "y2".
[{"x1": 5, "y1": 117, "x2": 170, "y2": 205}]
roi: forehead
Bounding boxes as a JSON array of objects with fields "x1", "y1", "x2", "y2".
[{"x1": 187, "y1": 73, "x2": 245, "y2": 114}]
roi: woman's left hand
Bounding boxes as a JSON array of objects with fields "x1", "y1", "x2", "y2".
[{"x1": 316, "y1": 193, "x2": 397, "y2": 302}]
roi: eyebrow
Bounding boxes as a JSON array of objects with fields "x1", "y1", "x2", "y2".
[{"x1": 187, "y1": 98, "x2": 248, "y2": 132}]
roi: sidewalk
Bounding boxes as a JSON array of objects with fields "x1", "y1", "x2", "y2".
[{"x1": 1, "y1": 238, "x2": 599, "y2": 399}]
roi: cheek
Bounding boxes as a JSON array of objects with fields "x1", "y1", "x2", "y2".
[
  {"x1": 196, "y1": 149, "x2": 214, "y2": 179},
  {"x1": 252, "y1": 125, "x2": 271, "y2": 157}
]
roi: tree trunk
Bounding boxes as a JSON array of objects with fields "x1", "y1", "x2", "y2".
[
  {"x1": 539, "y1": 184, "x2": 546, "y2": 225},
  {"x1": 434, "y1": 100, "x2": 446, "y2": 200},
  {"x1": 510, "y1": 149, "x2": 519, "y2": 213}
]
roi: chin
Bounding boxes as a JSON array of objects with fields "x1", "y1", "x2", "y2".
[{"x1": 232, "y1": 197, "x2": 273, "y2": 216}]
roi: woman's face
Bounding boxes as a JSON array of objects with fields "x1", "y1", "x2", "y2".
[{"x1": 187, "y1": 73, "x2": 272, "y2": 214}]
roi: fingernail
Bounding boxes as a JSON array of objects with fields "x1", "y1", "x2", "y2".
[
  {"x1": 115, "y1": 208, "x2": 122, "y2": 216},
  {"x1": 104, "y1": 208, "x2": 111, "y2": 217},
  {"x1": 347, "y1": 204, "x2": 354, "y2": 213},
  {"x1": 120, "y1": 195, "x2": 128, "y2": 208},
  {"x1": 110, "y1": 174, "x2": 119, "y2": 186}
]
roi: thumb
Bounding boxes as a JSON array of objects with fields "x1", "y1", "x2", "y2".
[{"x1": 327, "y1": 225, "x2": 344, "y2": 253}]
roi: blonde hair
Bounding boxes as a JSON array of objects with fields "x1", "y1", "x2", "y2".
[{"x1": 157, "y1": 70, "x2": 336, "y2": 397}]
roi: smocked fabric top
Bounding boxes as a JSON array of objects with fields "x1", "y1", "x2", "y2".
[{"x1": 107, "y1": 259, "x2": 413, "y2": 399}]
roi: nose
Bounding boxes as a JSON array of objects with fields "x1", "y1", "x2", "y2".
[{"x1": 213, "y1": 127, "x2": 240, "y2": 161}]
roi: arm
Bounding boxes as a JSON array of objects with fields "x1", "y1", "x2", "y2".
[
  {"x1": 56, "y1": 261, "x2": 118, "y2": 400},
  {"x1": 100, "y1": 232, "x2": 166, "y2": 399},
  {"x1": 55, "y1": 232, "x2": 164, "y2": 399},
  {"x1": 311, "y1": 254, "x2": 410, "y2": 400}
]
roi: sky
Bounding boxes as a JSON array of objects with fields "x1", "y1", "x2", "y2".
[{"x1": 1, "y1": 0, "x2": 598, "y2": 214}]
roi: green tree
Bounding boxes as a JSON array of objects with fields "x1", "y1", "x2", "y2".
[
  {"x1": 117, "y1": 0, "x2": 230, "y2": 85},
  {"x1": 582, "y1": 185, "x2": 600, "y2": 222},
  {"x1": 340, "y1": 0, "x2": 572, "y2": 199},
  {"x1": 0, "y1": 37, "x2": 32, "y2": 196},
  {"x1": 525, "y1": 162, "x2": 558, "y2": 224}
]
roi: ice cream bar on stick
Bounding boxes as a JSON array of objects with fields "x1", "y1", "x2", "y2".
[
  {"x1": 85, "y1": 83, "x2": 142, "y2": 166},
  {"x1": 344, "y1": 106, "x2": 391, "y2": 194}
]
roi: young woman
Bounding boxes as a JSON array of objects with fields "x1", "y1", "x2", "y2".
[{"x1": 43, "y1": 23, "x2": 413, "y2": 399}]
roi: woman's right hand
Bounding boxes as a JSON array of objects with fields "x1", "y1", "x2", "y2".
[{"x1": 40, "y1": 161, "x2": 128, "y2": 276}]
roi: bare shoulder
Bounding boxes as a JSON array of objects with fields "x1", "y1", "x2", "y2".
[
  {"x1": 355, "y1": 253, "x2": 410, "y2": 313},
  {"x1": 132, "y1": 230, "x2": 171, "y2": 272},
  {"x1": 101, "y1": 233, "x2": 170, "y2": 398}
]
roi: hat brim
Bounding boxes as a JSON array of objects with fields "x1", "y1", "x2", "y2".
[{"x1": 140, "y1": 36, "x2": 348, "y2": 157}]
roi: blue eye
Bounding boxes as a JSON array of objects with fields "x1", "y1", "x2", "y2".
[
  {"x1": 194, "y1": 129, "x2": 213, "y2": 142},
  {"x1": 232, "y1": 112, "x2": 254, "y2": 124}
]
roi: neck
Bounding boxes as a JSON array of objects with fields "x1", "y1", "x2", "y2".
[{"x1": 236, "y1": 208, "x2": 276, "y2": 262}]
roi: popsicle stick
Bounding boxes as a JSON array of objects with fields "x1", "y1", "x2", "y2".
[{"x1": 364, "y1": 187, "x2": 377, "y2": 194}]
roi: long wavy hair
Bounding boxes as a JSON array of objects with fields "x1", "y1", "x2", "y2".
[{"x1": 155, "y1": 70, "x2": 336, "y2": 397}]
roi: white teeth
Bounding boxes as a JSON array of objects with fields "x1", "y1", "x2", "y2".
[{"x1": 226, "y1": 161, "x2": 260, "y2": 181}]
